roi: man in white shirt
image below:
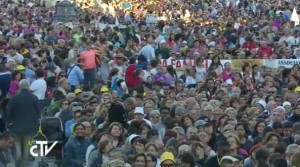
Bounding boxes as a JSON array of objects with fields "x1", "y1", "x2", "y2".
[
  {"x1": 30, "y1": 68, "x2": 47, "y2": 106},
  {"x1": 286, "y1": 30, "x2": 300, "y2": 49},
  {"x1": 6, "y1": 46, "x2": 24, "y2": 64},
  {"x1": 139, "y1": 35, "x2": 156, "y2": 60}
]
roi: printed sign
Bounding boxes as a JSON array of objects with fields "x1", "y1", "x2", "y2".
[
  {"x1": 146, "y1": 14, "x2": 158, "y2": 26},
  {"x1": 276, "y1": 59, "x2": 300, "y2": 68},
  {"x1": 161, "y1": 58, "x2": 194, "y2": 69}
]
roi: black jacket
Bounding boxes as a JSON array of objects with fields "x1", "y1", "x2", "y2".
[
  {"x1": 6, "y1": 89, "x2": 41, "y2": 135},
  {"x1": 108, "y1": 102, "x2": 129, "y2": 129},
  {"x1": 205, "y1": 155, "x2": 220, "y2": 167}
]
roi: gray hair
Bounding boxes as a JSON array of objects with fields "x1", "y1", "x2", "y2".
[
  {"x1": 286, "y1": 144, "x2": 300, "y2": 153},
  {"x1": 19, "y1": 79, "x2": 30, "y2": 90}
]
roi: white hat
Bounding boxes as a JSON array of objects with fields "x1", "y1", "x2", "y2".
[
  {"x1": 221, "y1": 156, "x2": 239, "y2": 163},
  {"x1": 134, "y1": 107, "x2": 144, "y2": 115},
  {"x1": 256, "y1": 99, "x2": 266, "y2": 109},
  {"x1": 225, "y1": 79, "x2": 233, "y2": 85},
  {"x1": 160, "y1": 40, "x2": 166, "y2": 44},
  {"x1": 182, "y1": 41, "x2": 187, "y2": 44},
  {"x1": 283, "y1": 101, "x2": 291, "y2": 107}
]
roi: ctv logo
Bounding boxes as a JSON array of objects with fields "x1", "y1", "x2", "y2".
[{"x1": 30, "y1": 141, "x2": 58, "y2": 157}]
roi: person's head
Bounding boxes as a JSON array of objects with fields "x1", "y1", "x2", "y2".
[
  {"x1": 255, "y1": 148, "x2": 270, "y2": 167},
  {"x1": 263, "y1": 132, "x2": 281, "y2": 146},
  {"x1": 227, "y1": 135, "x2": 240, "y2": 151},
  {"x1": 271, "y1": 157, "x2": 287, "y2": 167},
  {"x1": 98, "y1": 134, "x2": 114, "y2": 154},
  {"x1": 291, "y1": 152, "x2": 300, "y2": 167},
  {"x1": 178, "y1": 144, "x2": 191, "y2": 155},
  {"x1": 19, "y1": 79, "x2": 30, "y2": 90},
  {"x1": 235, "y1": 123, "x2": 248, "y2": 139},
  {"x1": 145, "y1": 143, "x2": 159, "y2": 157},
  {"x1": 58, "y1": 77, "x2": 68, "y2": 90},
  {"x1": 220, "y1": 156, "x2": 239, "y2": 167},
  {"x1": 124, "y1": 97, "x2": 137, "y2": 112},
  {"x1": 108, "y1": 122, "x2": 123, "y2": 139},
  {"x1": 176, "y1": 152, "x2": 195, "y2": 167},
  {"x1": 160, "y1": 152, "x2": 175, "y2": 167},
  {"x1": 0, "y1": 131, "x2": 14, "y2": 150},
  {"x1": 35, "y1": 68, "x2": 44, "y2": 78},
  {"x1": 286, "y1": 144, "x2": 300, "y2": 163},
  {"x1": 165, "y1": 138, "x2": 180, "y2": 157},
  {"x1": 146, "y1": 153, "x2": 157, "y2": 167},
  {"x1": 73, "y1": 123, "x2": 85, "y2": 138},
  {"x1": 134, "y1": 138, "x2": 147, "y2": 154},
  {"x1": 217, "y1": 140, "x2": 231, "y2": 159}
]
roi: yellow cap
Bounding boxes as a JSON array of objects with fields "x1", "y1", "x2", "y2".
[
  {"x1": 160, "y1": 152, "x2": 175, "y2": 164},
  {"x1": 17, "y1": 65, "x2": 25, "y2": 71},
  {"x1": 295, "y1": 86, "x2": 300, "y2": 92},
  {"x1": 100, "y1": 85, "x2": 109, "y2": 92},
  {"x1": 74, "y1": 89, "x2": 83, "y2": 95}
]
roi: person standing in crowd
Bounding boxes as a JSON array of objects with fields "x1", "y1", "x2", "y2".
[
  {"x1": 108, "y1": 97, "x2": 137, "y2": 129},
  {"x1": 64, "y1": 58, "x2": 84, "y2": 92},
  {"x1": 80, "y1": 44, "x2": 98, "y2": 88},
  {"x1": 0, "y1": 63, "x2": 11, "y2": 101},
  {"x1": 30, "y1": 68, "x2": 47, "y2": 107},
  {"x1": 6, "y1": 79, "x2": 40, "y2": 166}
]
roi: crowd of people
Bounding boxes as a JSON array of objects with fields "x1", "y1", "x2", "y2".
[{"x1": 1, "y1": 0, "x2": 300, "y2": 167}]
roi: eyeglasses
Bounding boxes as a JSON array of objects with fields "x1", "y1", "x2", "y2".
[{"x1": 161, "y1": 164, "x2": 175, "y2": 167}]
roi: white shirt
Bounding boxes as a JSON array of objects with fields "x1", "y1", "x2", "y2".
[
  {"x1": 185, "y1": 76, "x2": 196, "y2": 86},
  {"x1": 30, "y1": 78, "x2": 47, "y2": 100},
  {"x1": 10, "y1": 53, "x2": 24, "y2": 64},
  {"x1": 286, "y1": 36, "x2": 300, "y2": 48},
  {"x1": 139, "y1": 44, "x2": 156, "y2": 60}
]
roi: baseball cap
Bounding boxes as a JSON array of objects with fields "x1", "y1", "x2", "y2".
[
  {"x1": 283, "y1": 101, "x2": 291, "y2": 107},
  {"x1": 17, "y1": 65, "x2": 25, "y2": 71},
  {"x1": 134, "y1": 107, "x2": 145, "y2": 116},
  {"x1": 160, "y1": 152, "x2": 175, "y2": 164},
  {"x1": 195, "y1": 120, "x2": 209, "y2": 127},
  {"x1": 221, "y1": 156, "x2": 239, "y2": 163},
  {"x1": 72, "y1": 106, "x2": 83, "y2": 112},
  {"x1": 74, "y1": 89, "x2": 83, "y2": 95}
]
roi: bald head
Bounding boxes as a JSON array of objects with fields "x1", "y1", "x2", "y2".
[
  {"x1": 20, "y1": 79, "x2": 30, "y2": 90},
  {"x1": 178, "y1": 144, "x2": 191, "y2": 154}
]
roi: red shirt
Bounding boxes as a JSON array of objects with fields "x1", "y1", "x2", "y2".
[
  {"x1": 80, "y1": 49, "x2": 97, "y2": 70},
  {"x1": 257, "y1": 46, "x2": 273, "y2": 58},
  {"x1": 242, "y1": 42, "x2": 257, "y2": 51}
]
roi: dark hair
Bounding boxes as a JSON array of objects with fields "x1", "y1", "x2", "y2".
[
  {"x1": 35, "y1": 68, "x2": 44, "y2": 78},
  {"x1": 177, "y1": 152, "x2": 195, "y2": 167},
  {"x1": 73, "y1": 123, "x2": 85, "y2": 132},
  {"x1": 146, "y1": 153, "x2": 157, "y2": 164},
  {"x1": 274, "y1": 142, "x2": 287, "y2": 154},
  {"x1": 255, "y1": 148, "x2": 270, "y2": 167},
  {"x1": 11, "y1": 70, "x2": 21, "y2": 81},
  {"x1": 0, "y1": 131, "x2": 14, "y2": 140},
  {"x1": 252, "y1": 119, "x2": 267, "y2": 139},
  {"x1": 271, "y1": 158, "x2": 287, "y2": 167},
  {"x1": 133, "y1": 153, "x2": 147, "y2": 165}
]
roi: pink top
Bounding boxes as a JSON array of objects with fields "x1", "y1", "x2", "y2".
[
  {"x1": 80, "y1": 49, "x2": 97, "y2": 70},
  {"x1": 220, "y1": 71, "x2": 233, "y2": 82},
  {"x1": 9, "y1": 81, "x2": 20, "y2": 96}
]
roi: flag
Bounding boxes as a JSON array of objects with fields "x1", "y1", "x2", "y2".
[
  {"x1": 115, "y1": 16, "x2": 119, "y2": 26},
  {"x1": 291, "y1": 7, "x2": 299, "y2": 26}
]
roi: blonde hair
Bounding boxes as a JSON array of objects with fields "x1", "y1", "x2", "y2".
[
  {"x1": 94, "y1": 102, "x2": 107, "y2": 117},
  {"x1": 225, "y1": 107, "x2": 237, "y2": 117},
  {"x1": 247, "y1": 107, "x2": 259, "y2": 117}
]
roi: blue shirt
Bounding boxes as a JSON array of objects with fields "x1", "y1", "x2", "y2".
[
  {"x1": 25, "y1": 68, "x2": 36, "y2": 84},
  {"x1": 65, "y1": 119, "x2": 75, "y2": 138},
  {"x1": 67, "y1": 64, "x2": 84, "y2": 86}
]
